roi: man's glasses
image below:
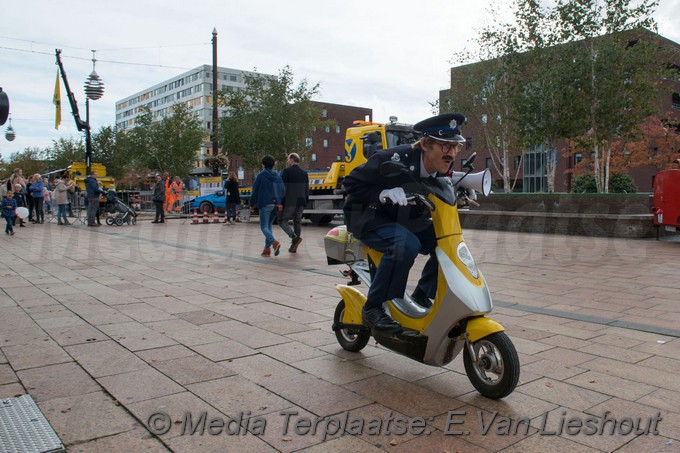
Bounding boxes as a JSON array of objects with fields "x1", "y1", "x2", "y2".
[{"x1": 437, "y1": 142, "x2": 463, "y2": 154}]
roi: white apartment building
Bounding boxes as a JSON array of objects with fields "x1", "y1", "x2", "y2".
[{"x1": 115, "y1": 65, "x2": 268, "y2": 163}]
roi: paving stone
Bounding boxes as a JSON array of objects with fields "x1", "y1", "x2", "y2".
[
  {"x1": 292, "y1": 354, "x2": 383, "y2": 385},
  {"x1": 517, "y1": 378, "x2": 611, "y2": 412},
  {"x1": 38, "y1": 391, "x2": 140, "y2": 446},
  {"x1": 65, "y1": 340, "x2": 149, "y2": 377},
  {"x1": 355, "y1": 350, "x2": 448, "y2": 382},
  {"x1": 151, "y1": 354, "x2": 235, "y2": 385},
  {"x1": 2, "y1": 339, "x2": 72, "y2": 370},
  {"x1": 0, "y1": 363, "x2": 18, "y2": 385},
  {"x1": 68, "y1": 428, "x2": 169, "y2": 452},
  {"x1": 191, "y1": 339, "x2": 258, "y2": 362},
  {"x1": 135, "y1": 344, "x2": 197, "y2": 364},
  {"x1": 344, "y1": 374, "x2": 462, "y2": 418},
  {"x1": 17, "y1": 362, "x2": 101, "y2": 402},
  {"x1": 97, "y1": 366, "x2": 185, "y2": 405}
]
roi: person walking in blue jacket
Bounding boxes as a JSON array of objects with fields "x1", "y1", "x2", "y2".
[{"x1": 249, "y1": 155, "x2": 285, "y2": 257}]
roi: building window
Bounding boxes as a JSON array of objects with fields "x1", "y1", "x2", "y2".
[
  {"x1": 481, "y1": 114, "x2": 488, "y2": 124},
  {"x1": 336, "y1": 155, "x2": 342, "y2": 161},
  {"x1": 673, "y1": 93, "x2": 680, "y2": 110},
  {"x1": 514, "y1": 156, "x2": 520, "y2": 169},
  {"x1": 575, "y1": 153, "x2": 583, "y2": 164},
  {"x1": 325, "y1": 126, "x2": 330, "y2": 133},
  {"x1": 322, "y1": 109, "x2": 327, "y2": 118},
  {"x1": 323, "y1": 139, "x2": 329, "y2": 148},
  {"x1": 485, "y1": 158, "x2": 492, "y2": 169},
  {"x1": 311, "y1": 153, "x2": 317, "y2": 162},
  {"x1": 336, "y1": 126, "x2": 341, "y2": 133},
  {"x1": 466, "y1": 137, "x2": 472, "y2": 149},
  {"x1": 305, "y1": 137, "x2": 313, "y2": 147}
]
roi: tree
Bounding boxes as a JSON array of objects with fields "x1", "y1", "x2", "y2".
[
  {"x1": 93, "y1": 125, "x2": 127, "y2": 179},
  {"x1": 550, "y1": 0, "x2": 660, "y2": 192},
  {"x1": 4, "y1": 147, "x2": 46, "y2": 178},
  {"x1": 218, "y1": 66, "x2": 329, "y2": 173},
  {"x1": 44, "y1": 137, "x2": 84, "y2": 171},
  {"x1": 122, "y1": 104, "x2": 204, "y2": 177},
  {"x1": 618, "y1": 115, "x2": 680, "y2": 171}
]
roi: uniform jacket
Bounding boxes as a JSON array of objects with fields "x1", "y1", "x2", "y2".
[
  {"x1": 250, "y1": 168, "x2": 284, "y2": 209},
  {"x1": 281, "y1": 164, "x2": 309, "y2": 208},
  {"x1": 342, "y1": 144, "x2": 445, "y2": 237}
]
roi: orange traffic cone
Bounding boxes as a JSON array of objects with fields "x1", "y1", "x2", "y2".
[
  {"x1": 213, "y1": 208, "x2": 220, "y2": 223},
  {"x1": 202, "y1": 210, "x2": 209, "y2": 223},
  {"x1": 192, "y1": 209, "x2": 198, "y2": 224}
]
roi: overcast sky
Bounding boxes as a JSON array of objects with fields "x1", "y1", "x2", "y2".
[{"x1": 1, "y1": 0, "x2": 679, "y2": 160}]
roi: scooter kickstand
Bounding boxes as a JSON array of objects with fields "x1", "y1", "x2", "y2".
[{"x1": 340, "y1": 268, "x2": 361, "y2": 286}]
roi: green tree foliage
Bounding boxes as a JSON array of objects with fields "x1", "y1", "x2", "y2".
[
  {"x1": 122, "y1": 103, "x2": 204, "y2": 177},
  {"x1": 44, "y1": 137, "x2": 84, "y2": 171},
  {"x1": 463, "y1": 0, "x2": 660, "y2": 193},
  {"x1": 4, "y1": 147, "x2": 46, "y2": 178},
  {"x1": 92, "y1": 125, "x2": 127, "y2": 179},
  {"x1": 218, "y1": 66, "x2": 328, "y2": 172},
  {"x1": 608, "y1": 173, "x2": 637, "y2": 193},
  {"x1": 571, "y1": 174, "x2": 598, "y2": 193}
]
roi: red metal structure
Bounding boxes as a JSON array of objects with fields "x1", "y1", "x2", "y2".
[{"x1": 652, "y1": 169, "x2": 680, "y2": 238}]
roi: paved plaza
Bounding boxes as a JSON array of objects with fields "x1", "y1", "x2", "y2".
[{"x1": 1, "y1": 216, "x2": 679, "y2": 452}]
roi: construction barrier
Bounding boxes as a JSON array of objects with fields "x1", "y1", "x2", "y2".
[
  {"x1": 213, "y1": 209, "x2": 220, "y2": 223},
  {"x1": 192, "y1": 209, "x2": 198, "y2": 224},
  {"x1": 202, "y1": 210, "x2": 209, "y2": 224}
]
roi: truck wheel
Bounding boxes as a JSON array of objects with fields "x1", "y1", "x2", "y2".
[
  {"x1": 334, "y1": 300, "x2": 370, "y2": 352},
  {"x1": 463, "y1": 332, "x2": 520, "y2": 399},
  {"x1": 310, "y1": 214, "x2": 334, "y2": 226}
]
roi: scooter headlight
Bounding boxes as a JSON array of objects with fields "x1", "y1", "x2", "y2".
[{"x1": 457, "y1": 242, "x2": 479, "y2": 279}]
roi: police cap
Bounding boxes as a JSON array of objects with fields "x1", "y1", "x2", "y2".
[{"x1": 414, "y1": 113, "x2": 466, "y2": 143}]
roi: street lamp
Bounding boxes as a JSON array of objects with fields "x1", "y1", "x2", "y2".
[
  {"x1": 82, "y1": 50, "x2": 105, "y2": 174},
  {"x1": 5, "y1": 115, "x2": 15, "y2": 141}
]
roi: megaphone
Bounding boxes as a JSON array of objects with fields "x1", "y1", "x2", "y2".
[{"x1": 451, "y1": 169, "x2": 492, "y2": 196}]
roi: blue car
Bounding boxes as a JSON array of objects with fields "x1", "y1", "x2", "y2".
[
  {"x1": 184, "y1": 189, "x2": 251, "y2": 214},
  {"x1": 185, "y1": 190, "x2": 227, "y2": 214}
]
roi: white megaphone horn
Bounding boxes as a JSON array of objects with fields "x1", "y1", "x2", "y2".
[{"x1": 450, "y1": 169, "x2": 492, "y2": 196}]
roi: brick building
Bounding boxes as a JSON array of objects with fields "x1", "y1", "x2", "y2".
[{"x1": 440, "y1": 29, "x2": 680, "y2": 193}]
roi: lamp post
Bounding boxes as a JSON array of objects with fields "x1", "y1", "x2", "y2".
[{"x1": 83, "y1": 50, "x2": 105, "y2": 175}]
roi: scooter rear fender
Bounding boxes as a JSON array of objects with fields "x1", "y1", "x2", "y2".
[
  {"x1": 335, "y1": 284, "x2": 366, "y2": 325},
  {"x1": 466, "y1": 316, "x2": 505, "y2": 343}
]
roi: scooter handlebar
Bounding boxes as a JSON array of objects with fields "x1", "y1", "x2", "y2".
[{"x1": 381, "y1": 192, "x2": 435, "y2": 211}]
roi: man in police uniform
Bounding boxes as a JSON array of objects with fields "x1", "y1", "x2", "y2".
[{"x1": 342, "y1": 113, "x2": 467, "y2": 332}]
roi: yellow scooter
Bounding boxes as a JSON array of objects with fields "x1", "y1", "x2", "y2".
[{"x1": 326, "y1": 155, "x2": 519, "y2": 399}]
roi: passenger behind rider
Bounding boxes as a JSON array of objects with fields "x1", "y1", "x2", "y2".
[{"x1": 342, "y1": 113, "x2": 467, "y2": 332}]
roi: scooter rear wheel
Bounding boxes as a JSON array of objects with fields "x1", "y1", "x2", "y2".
[
  {"x1": 463, "y1": 331, "x2": 520, "y2": 399},
  {"x1": 334, "y1": 300, "x2": 370, "y2": 352}
]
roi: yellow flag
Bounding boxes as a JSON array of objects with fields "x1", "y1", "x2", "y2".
[{"x1": 53, "y1": 70, "x2": 61, "y2": 130}]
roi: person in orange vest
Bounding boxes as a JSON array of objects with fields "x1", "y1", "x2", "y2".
[
  {"x1": 170, "y1": 176, "x2": 185, "y2": 213},
  {"x1": 162, "y1": 172, "x2": 172, "y2": 214}
]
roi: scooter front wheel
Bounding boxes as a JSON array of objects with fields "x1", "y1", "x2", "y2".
[
  {"x1": 334, "y1": 300, "x2": 370, "y2": 352},
  {"x1": 463, "y1": 332, "x2": 520, "y2": 399}
]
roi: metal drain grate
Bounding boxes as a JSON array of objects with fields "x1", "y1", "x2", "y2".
[{"x1": 0, "y1": 395, "x2": 64, "y2": 453}]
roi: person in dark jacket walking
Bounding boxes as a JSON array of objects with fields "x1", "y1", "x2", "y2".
[
  {"x1": 224, "y1": 172, "x2": 241, "y2": 224},
  {"x1": 84, "y1": 172, "x2": 105, "y2": 227},
  {"x1": 278, "y1": 153, "x2": 309, "y2": 253},
  {"x1": 250, "y1": 155, "x2": 285, "y2": 257},
  {"x1": 152, "y1": 174, "x2": 166, "y2": 223}
]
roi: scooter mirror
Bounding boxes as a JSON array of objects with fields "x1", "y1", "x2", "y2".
[
  {"x1": 380, "y1": 160, "x2": 409, "y2": 178},
  {"x1": 463, "y1": 152, "x2": 477, "y2": 170}
]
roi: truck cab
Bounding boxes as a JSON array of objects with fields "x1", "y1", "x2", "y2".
[{"x1": 303, "y1": 118, "x2": 418, "y2": 225}]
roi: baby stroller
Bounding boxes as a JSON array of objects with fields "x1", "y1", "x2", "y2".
[{"x1": 104, "y1": 190, "x2": 138, "y2": 226}]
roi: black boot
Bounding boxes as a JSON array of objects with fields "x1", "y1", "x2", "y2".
[
  {"x1": 410, "y1": 288, "x2": 433, "y2": 309},
  {"x1": 362, "y1": 306, "x2": 401, "y2": 332}
]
